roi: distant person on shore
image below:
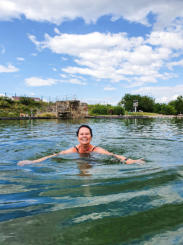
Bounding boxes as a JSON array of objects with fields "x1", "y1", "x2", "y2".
[{"x1": 18, "y1": 124, "x2": 145, "y2": 166}]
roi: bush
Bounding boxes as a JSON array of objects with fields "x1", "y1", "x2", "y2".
[
  {"x1": 0, "y1": 110, "x2": 9, "y2": 117},
  {"x1": 112, "y1": 105, "x2": 125, "y2": 115},
  {"x1": 0, "y1": 110, "x2": 18, "y2": 117},
  {"x1": 89, "y1": 104, "x2": 108, "y2": 115},
  {"x1": 88, "y1": 104, "x2": 125, "y2": 115},
  {"x1": 7, "y1": 112, "x2": 18, "y2": 117},
  {"x1": 0, "y1": 100, "x2": 12, "y2": 108},
  {"x1": 19, "y1": 97, "x2": 36, "y2": 106}
]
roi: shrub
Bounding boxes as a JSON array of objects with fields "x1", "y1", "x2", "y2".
[
  {"x1": 88, "y1": 104, "x2": 125, "y2": 115},
  {"x1": 112, "y1": 105, "x2": 125, "y2": 115},
  {"x1": 160, "y1": 104, "x2": 177, "y2": 115}
]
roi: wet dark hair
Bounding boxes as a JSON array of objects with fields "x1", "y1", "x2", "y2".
[{"x1": 76, "y1": 125, "x2": 93, "y2": 137}]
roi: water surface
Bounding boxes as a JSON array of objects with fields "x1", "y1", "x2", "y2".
[{"x1": 0, "y1": 118, "x2": 183, "y2": 245}]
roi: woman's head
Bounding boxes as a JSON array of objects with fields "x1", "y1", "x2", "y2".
[{"x1": 76, "y1": 125, "x2": 93, "y2": 137}]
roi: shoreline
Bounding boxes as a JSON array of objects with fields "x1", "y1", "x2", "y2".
[
  {"x1": 85, "y1": 115, "x2": 183, "y2": 119},
  {"x1": 0, "y1": 116, "x2": 55, "y2": 120},
  {"x1": 1, "y1": 115, "x2": 183, "y2": 120}
]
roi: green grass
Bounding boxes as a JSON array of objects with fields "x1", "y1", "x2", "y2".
[
  {"x1": 36, "y1": 112, "x2": 57, "y2": 118},
  {"x1": 88, "y1": 111, "x2": 162, "y2": 117},
  {"x1": 126, "y1": 112, "x2": 161, "y2": 116}
]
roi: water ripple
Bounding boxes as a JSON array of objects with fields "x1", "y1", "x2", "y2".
[{"x1": 1, "y1": 118, "x2": 183, "y2": 245}]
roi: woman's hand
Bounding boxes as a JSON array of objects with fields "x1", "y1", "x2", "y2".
[
  {"x1": 17, "y1": 153, "x2": 59, "y2": 166},
  {"x1": 17, "y1": 160, "x2": 35, "y2": 166},
  {"x1": 125, "y1": 158, "x2": 145, "y2": 165},
  {"x1": 110, "y1": 154, "x2": 145, "y2": 165},
  {"x1": 17, "y1": 157, "x2": 48, "y2": 166}
]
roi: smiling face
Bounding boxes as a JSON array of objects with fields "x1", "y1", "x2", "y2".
[{"x1": 78, "y1": 127, "x2": 92, "y2": 145}]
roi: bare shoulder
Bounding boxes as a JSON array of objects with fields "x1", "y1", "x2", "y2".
[{"x1": 59, "y1": 147, "x2": 77, "y2": 154}]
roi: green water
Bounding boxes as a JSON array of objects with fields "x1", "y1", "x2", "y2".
[{"x1": 0, "y1": 118, "x2": 183, "y2": 245}]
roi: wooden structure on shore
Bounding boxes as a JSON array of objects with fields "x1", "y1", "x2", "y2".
[{"x1": 48, "y1": 100, "x2": 88, "y2": 118}]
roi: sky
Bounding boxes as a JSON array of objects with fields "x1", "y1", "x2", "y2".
[{"x1": 1, "y1": 0, "x2": 183, "y2": 105}]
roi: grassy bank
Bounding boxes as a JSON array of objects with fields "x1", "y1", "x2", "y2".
[
  {"x1": 0, "y1": 96, "x2": 56, "y2": 118},
  {"x1": 126, "y1": 112, "x2": 161, "y2": 117}
]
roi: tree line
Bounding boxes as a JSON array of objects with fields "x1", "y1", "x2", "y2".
[
  {"x1": 118, "y1": 94, "x2": 183, "y2": 115},
  {"x1": 1, "y1": 94, "x2": 183, "y2": 117},
  {"x1": 89, "y1": 94, "x2": 183, "y2": 116}
]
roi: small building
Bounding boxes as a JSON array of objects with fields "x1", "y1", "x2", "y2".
[
  {"x1": 56, "y1": 100, "x2": 88, "y2": 118},
  {"x1": 12, "y1": 96, "x2": 41, "y2": 102},
  {"x1": 47, "y1": 100, "x2": 88, "y2": 118}
]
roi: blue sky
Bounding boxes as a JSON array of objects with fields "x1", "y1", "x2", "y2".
[{"x1": 1, "y1": 0, "x2": 183, "y2": 104}]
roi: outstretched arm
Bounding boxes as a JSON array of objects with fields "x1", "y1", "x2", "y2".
[
  {"x1": 17, "y1": 147, "x2": 76, "y2": 166},
  {"x1": 94, "y1": 147, "x2": 144, "y2": 165}
]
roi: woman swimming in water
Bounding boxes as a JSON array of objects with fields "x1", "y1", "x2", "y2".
[{"x1": 18, "y1": 124, "x2": 144, "y2": 166}]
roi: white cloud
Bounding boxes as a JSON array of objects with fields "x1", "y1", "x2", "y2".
[
  {"x1": 0, "y1": 45, "x2": 5, "y2": 54},
  {"x1": 0, "y1": 64, "x2": 19, "y2": 73},
  {"x1": 25, "y1": 77, "x2": 58, "y2": 86},
  {"x1": 28, "y1": 34, "x2": 45, "y2": 51},
  {"x1": 0, "y1": 0, "x2": 20, "y2": 21},
  {"x1": 29, "y1": 30, "x2": 183, "y2": 86},
  {"x1": 16, "y1": 57, "x2": 24, "y2": 61},
  {"x1": 61, "y1": 57, "x2": 68, "y2": 61},
  {"x1": 147, "y1": 31, "x2": 183, "y2": 50},
  {"x1": 132, "y1": 85, "x2": 183, "y2": 103},
  {"x1": 25, "y1": 76, "x2": 86, "y2": 87},
  {"x1": 68, "y1": 78, "x2": 86, "y2": 85},
  {"x1": 54, "y1": 27, "x2": 61, "y2": 35},
  {"x1": 60, "y1": 74, "x2": 67, "y2": 78},
  {"x1": 127, "y1": 72, "x2": 177, "y2": 88},
  {"x1": 167, "y1": 59, "x2": 183, "y2": 70},
  {"x1": 1, "y1": 0, "x2": 183, "y2": 30},
  {"x1": 31, "y1": 53, "x2": 38, "y2": 56},
  {"x1": 104, "y1": 86, "x2": 116, "y2": 91},
  {"x1": 82, "y1": 97, "x2": 119, "y2": 105}
]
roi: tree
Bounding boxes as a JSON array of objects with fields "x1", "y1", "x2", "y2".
[
  {"x1": 168, "y1": 96, "x2": 183, "y2": 114},
  {"x1": 19, "y1": 97, "x2": 37, "y2": 106},
  {"x1": 140, "y1": 96, "x2": 155, "y2": 112},
  {"x1": 0, "y1": 100, "x2": 11, "y2": 108},
  {"x1": 118, "y1": 94, "x2": 155, "y2": 112},
  {"x1": 118, "y1": 94, "x2": 139, "y2": 111},
  {"x1": 159, "y1": 104, "x2": 176, "y2": 115},
  {"x1": 173, "y1": 96, "x2": 183, "y2": 114},
  {"x1": 0, "y1": 97, "x2": 14, "y2": 108},
  {"x1": 153, "y1": 103, "x2": 162, "y2": 114}
]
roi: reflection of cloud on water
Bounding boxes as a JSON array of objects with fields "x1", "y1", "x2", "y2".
[
  {"x1": 150, "y1": 185, "x2": 183, "y2": 206},
  {"x1": 0, "y1": 182, "x2": 26, "y2": 194},
  {"x1": 144, "y1": 226, "x2": 183, "y2": 245},
  {"x1": 50, "y1": 183, "x2": 183, "y2": 215},
  {"x1": 73, "y1": 211, "x2": 110, "y2": 223}
]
